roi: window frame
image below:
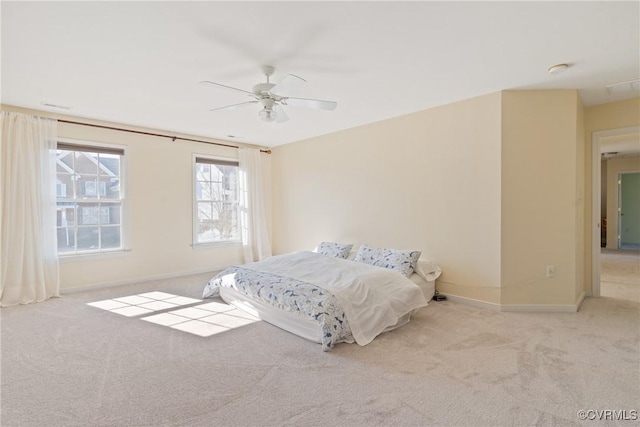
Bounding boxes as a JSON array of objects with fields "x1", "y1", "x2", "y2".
[
  {"x1": 56, "y1": 138, "x2": 129, "y2": 257},
  {"x1": 192, "y1": 154, "x2": 242, "y2": 247}
]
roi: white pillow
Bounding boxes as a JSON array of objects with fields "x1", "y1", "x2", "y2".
[
  {"x1": 315, "y1": 242, "x2": 353, "y2": 259},
  {"x1": 353, "y1": 244, "x2": 421, "y2": 277},
  {"x1": 414, "y1": 259, "x2": 442, "y2": 282}
]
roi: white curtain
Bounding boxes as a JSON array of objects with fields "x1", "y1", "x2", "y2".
[
  {"x1": 238, "y1": 147, "x2": 272, "y2": 263},
  {"x1": 0, "y1": 111, "x2": 59, "y2": 307}
]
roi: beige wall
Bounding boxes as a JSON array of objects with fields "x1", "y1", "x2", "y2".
[
  {"x1": 2, "y1": 105, "x2": 253, "y2": 291},
  {"x1": 500, "y1": 90, "x2": 582, "y2": 306},
  {"x1": 273, "y1": 89, "x2": 590, "y2": 308},
  {"x1": 6, "y1": 94, "x2": 637, "y2": 305},
  {"x1": 272, "y1": 93, "x2": 503, "y2": 304},
  {"x1": 584, "y1": 97, "x2": 640, "y2": 293}
]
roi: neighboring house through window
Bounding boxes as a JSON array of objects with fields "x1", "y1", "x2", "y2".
[
  {"x1": 194, "y1": 156, "x2": 240, "y2": 244},
  {"x1": 56, "y1": 141, "x2": 126, "y2": 254}
]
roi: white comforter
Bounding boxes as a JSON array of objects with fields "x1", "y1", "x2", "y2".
[{"x1": 240, "y1": 251, "x2": 429, "y2": 346}]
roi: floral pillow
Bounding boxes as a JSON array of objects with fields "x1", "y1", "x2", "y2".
[
  {"x1": 316, "y1": 242, "x2": 353, "y2": 259},
  {"x1": 354, "y1": 244, "x2": 421, "y2": 277}
]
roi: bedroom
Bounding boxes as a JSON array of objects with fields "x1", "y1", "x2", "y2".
[{"x1": 1, "y1": 1, "x2": 639, "y2": 426}]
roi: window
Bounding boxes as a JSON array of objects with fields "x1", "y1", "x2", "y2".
[
  {"x1": 194, "y1": 156, "x2": 240, "y2": 244},
  {"x1": 56, "y1": 142, "x2": 125, "y2": 254}
]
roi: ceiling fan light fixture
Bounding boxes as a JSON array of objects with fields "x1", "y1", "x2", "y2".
[{"x1": 259, "y1": 108, "x2": 277, "y2": 122}]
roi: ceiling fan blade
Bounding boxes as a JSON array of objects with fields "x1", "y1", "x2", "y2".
[
  {"x1": 200, "y1": 80, "x2": 255, "y2": 97},
  {"x1": 210, "y1": 100, "x2": 258, "y2": 112},
  {"x1": 284, "y1": 97, "x2": 337, "y2": 111},
  {"x1": 270, "y1": 74, "x2": 306, "y2": 96},
  {"x1": 274, "y1": 104, "x2": 289, "y2": 123}
]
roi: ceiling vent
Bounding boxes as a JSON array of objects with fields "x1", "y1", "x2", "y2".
[{"x1": 606, "y1": 79, "x2": 640, "y2": 95}]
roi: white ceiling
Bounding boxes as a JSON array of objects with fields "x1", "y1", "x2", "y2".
[
  {"x1": 2, "y1": 1, "x2": 639, "y2": 147},
  {"x1": 601, "y1": 132, "x2": 640, "y2": 159}
]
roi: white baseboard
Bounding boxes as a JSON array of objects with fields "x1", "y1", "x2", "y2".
[
  {"x1": 441, "y1": 291, "x2": 587, "y2": 313},
  {"x1": 60, "y1": 266, "x2": 225, "y2": 294},
  {"x1": 439, "y1": 293, "x2": 501, "y2": 311},
  {"x1": 500, "y1": 297, "x2": 584, "y2": 313}
]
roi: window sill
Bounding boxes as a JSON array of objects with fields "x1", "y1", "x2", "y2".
[
  {"x1": 192, "y1": 241, "x2": 242, "y2": 250},
  {"x1": 59, "y1": 249, "x2": 131, "y2": 262}
]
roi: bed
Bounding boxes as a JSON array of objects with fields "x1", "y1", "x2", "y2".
[{"x1": 203, "y1": 244, "x2": 441, "y2": 351}]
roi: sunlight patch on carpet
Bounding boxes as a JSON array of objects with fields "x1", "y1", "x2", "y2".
[
  {"x1": 143, "y1": 306, "x2": 259, "y2": 337},
  {"x1": 87, "y1": 292, "x2": 201, "y2": 317},
  {"x1": 87, "y1": 292, "x2": 259, "y2": 337}
]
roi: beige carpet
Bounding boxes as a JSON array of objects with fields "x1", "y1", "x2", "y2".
[
  {"x1": 1, "y1": 272, "x2": 639, "y2": 426},
  {"x1": 600, "y1": 248, "x2": 640, "y2": 303}
]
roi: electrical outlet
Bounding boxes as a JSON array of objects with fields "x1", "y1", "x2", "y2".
[{"x1": 546, "y1": 265, "x2": 555, "y2": 278}]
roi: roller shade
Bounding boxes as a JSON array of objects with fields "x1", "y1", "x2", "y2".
[
  {"x1": 57, "y1": 142, "x2": 124, "y2": 156},
  {"x1": 195, "y1": 157, "x2": 238, "y2": 167}
]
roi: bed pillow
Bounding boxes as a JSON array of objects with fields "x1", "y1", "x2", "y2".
[
  {"x1": 316, "y1": 242, "x2": 353, "y2": 259},
  {"x1": 354, "y1": 244, "x2": 421, "y2": 277},
  {"x1": 415, "y1": 259, "x2": 442, "y2": 282}
]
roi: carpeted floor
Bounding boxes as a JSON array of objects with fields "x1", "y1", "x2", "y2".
[
  {"x1": 600, "y1": 248, "x2": 640, "y2": 303},
  {"x1": 1, "y1": 272, "x2": 639, "y2": 426}
]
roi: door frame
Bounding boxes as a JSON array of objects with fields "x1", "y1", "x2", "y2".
[{"x1": 591, "y1": 125, "x2": 640, "y2": 297}]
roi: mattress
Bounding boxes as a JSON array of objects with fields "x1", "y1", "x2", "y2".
[{"x1": 219, "y1": 273, "x2": 435, "y2": 345}]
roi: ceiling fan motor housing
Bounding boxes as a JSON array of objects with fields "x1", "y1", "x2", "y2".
[{"x1": 253, "y1": 82, "x2": 275, "y2": 95}]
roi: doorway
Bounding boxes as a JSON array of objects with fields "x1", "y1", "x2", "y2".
[
  {"x1": 591, "y1": 126, "x2": 640, "y2": 301},
  {"x1": 619, "y1": 172, "x2": 640, "y2": 250}
]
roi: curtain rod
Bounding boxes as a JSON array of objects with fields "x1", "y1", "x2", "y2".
[{"x1": 57, "y1": 119, "x2": 272, "y2": 154}]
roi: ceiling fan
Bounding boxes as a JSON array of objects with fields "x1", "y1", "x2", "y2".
[{"x1": 200, "y1": 65, "x2": 337, "y2": 123}]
